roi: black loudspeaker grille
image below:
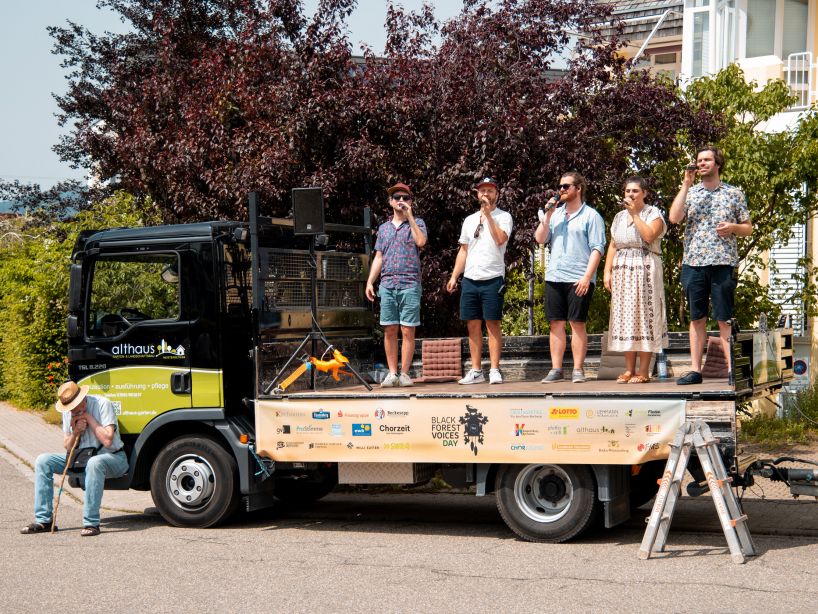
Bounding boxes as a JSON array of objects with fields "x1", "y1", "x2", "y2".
[{"x1": 292, "y1": 187, "x2": 324, "y2": 234}]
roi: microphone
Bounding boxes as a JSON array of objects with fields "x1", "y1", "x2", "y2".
[{"x1": 543, "y1": 189, "x2": 561, "y2": 212}]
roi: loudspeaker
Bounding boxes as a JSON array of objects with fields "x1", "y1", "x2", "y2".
[{"x1": 292, "y1": 187, "x2": 325, "y2": 235}]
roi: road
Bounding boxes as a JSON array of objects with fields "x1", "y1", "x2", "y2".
[{"x1": 1, "y1": 454, "x2": 816, "y2": 613}]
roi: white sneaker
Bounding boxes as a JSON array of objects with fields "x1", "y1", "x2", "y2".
[
  {"x1": 489, "y1": 369, "x2": 503, "y2": 384},
  {"x1": 458, "y1": 369, "x2": 485, "y2": 385},
  {"x1": 381, "y1": 372, "x2": 399, "y2": 387},
  {"x1": 398, "y1": 373, "x2": 413, "y2": 386}
]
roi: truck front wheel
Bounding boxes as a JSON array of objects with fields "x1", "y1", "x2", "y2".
[
  {"x1": 150, "y1": 436, "x2": 239, "y2": 528},
  {"x1": 495, "y1": 463, "x2": 598, "y2": 543}
]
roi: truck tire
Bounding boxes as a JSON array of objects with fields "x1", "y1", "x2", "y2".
[
  {"x1": 150, "y1": 435, "x2": 239, "y2": 528},
  {"x1": 274, "y1": 466, "x2": 338, "y2": 506},
  {"x1": 495, "y1": 463, "x2": 598, "y2": 543},
  {"x1": 630, "y1": 460, "x2": 665, "y2": 509}
]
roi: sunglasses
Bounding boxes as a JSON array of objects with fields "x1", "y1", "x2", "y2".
[
  {"x1": 474, "y1": 222, "x2": 484, "y2": 238},
  {"x1": 392, "y1": 194, "x2": 412, "y2": 202},
  {"x1": 558, "y1": 183, "x2": 574, "y2": 191}
]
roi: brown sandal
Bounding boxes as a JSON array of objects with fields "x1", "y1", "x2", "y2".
[
  {"x1": 616, "y1": 371, "x2": 633, "y2": 384},
  {"x1": 80, "y1": 526, "x2": 100, "y2": 537},
  {"x1": 628, "y1": 375, "x2": 651, "y2": 384},
  {"x1": 20, "y1": 521, "x2": 55, "y2": 534}
]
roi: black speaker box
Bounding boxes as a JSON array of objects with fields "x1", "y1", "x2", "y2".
[{"x1": 292, "y1": 187, "x2": 325, "y2": 235}]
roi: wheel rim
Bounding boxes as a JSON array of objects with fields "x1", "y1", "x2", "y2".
[
  {"x1": 165, "y1": 454, "x2": 217, "y2": 511},
  {"x1": 513, "y1": 464, "x2": 574, "y2": 524}
]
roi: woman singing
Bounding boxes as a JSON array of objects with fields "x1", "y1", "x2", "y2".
[{"x1": 603, "y1": 177, "x2": 669, "y2": 383}]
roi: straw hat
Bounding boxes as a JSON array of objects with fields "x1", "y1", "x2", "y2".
[{"x1": 55, "y1": 381, "x2": 89, "y2": 413}]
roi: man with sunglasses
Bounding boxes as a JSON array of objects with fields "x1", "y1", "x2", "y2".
[
  {"x1": 366, "y1": 182, "x2": 428, "y2": 386},
  {"x1": 535, "y1": 172, "x2": 606, "y2": 384},
  {"x1": 669, "y1": 146, "x2": 752, "y2": 385},
  {"x1": 446, "y1": 177, "x2": 513, "y2": 384}
]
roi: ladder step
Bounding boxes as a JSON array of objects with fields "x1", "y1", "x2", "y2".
[{"x1": 730, "y1": 515, "x2": 748, "y2": 528}]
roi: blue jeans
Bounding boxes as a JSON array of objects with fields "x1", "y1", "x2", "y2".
[{"x1": 34, "y1": 450, "x2": 128, "y2": 527}]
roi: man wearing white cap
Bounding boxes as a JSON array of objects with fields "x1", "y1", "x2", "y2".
[
  {"x1": 447, "y1": 176, "x2": 513, "y2": 384},
  {"x1": 20, "y1": 381, "x2": 128, "y2": 536}
]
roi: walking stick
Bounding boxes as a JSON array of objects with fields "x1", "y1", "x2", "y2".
[{"x1": 52, "y1": 436, "x2": 80, "y2": 534}]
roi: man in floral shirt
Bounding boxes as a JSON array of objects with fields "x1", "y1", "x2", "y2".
[
  {"x1": 669, "y1": 146, "x2": 752, "y2": 384},
  {"x1": 366, "y1": 182, "x2": 427, "y2": 386}
]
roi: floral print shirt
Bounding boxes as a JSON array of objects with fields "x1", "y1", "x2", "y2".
[{"x1": 683, "y1": 182, "x2": 750, "y2": 267}]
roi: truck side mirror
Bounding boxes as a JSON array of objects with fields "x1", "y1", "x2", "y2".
[
  {"x1": 67, "y1": 314, "x2": 82, "y2": 339},
  {"x1": 68, "y1": 264, "x2": 83, "y2": 312}
]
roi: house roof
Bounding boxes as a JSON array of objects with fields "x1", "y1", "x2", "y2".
[{"x1": 595, "y1": 0, "x2": 684, "y2": 41}]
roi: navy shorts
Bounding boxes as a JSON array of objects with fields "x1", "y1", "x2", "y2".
[
  {"x1": 545, "y1": 281, "x2": 595, "y2": 322},
  {"x1": 460, "y1": 276, "x2": 505, "y2": 321},
  {"x1": 681, "y1": 264, "x2": 737, "y2": 322}
]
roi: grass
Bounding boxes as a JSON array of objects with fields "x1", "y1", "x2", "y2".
[{"x1": 739, "y1": 382, "x2": 818, "y2": 448}]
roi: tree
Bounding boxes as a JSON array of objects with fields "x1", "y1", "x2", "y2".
[{"x1": 47, "y1": 0, "x2": 721, "y2": 335}]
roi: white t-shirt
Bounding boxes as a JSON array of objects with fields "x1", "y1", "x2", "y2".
[{"x1": 458, "y1": 207, "x2": 514, "y2": 281}]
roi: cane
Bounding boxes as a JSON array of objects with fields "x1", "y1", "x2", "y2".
[{"x1": 52, "y1": 436, "x2": 80, "y2": 534}]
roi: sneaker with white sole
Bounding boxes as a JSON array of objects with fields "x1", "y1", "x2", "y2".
[
  {"x1": 541, "y1": 368, "x2": 563, "y2": 383},
  {"x1": 381, "y1": 372, "x2": 399, "y2": 387},
  {"x1": 398, "y1": 373, "x2": 413, "y2": 386},
  {"x1": 489, "y1": 368, "x2": 503, "y2": 384},
  {"x1": 458, "y1": 369, "x2": 485, "y2": 385},
  {"x1": 571, "y1": 369, "x2": 586, "y2": 383}
]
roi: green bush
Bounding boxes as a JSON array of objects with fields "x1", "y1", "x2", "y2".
[{"x1": 0, "y1": 192, "x2": 159, "y2": 409}]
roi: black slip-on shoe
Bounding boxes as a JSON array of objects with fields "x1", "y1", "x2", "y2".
[{"x1": 676, "y1": 371, "x2": 703, "y2": 385}]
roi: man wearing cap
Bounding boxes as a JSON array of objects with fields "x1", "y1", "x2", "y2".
[
  {"x1": 446, "y1": 177, "x2": 513, "y2": 384},
  {"x1": 366, "y1": 182, "x2": 428, "y2": 386},
  {"x1": 20, "y1": 381, "x2": 128, "y2": 536},
  {"x1": 535, "y1": 171, "x2": 606, "y2": 384}
]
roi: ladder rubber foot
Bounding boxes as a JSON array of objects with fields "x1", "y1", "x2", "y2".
[
  {"x1": 731, "y1": 554, "x2": 747, "y2": 564},
  {"x1": 637, "y1": 550, "x2": 651, "y2": 560}
]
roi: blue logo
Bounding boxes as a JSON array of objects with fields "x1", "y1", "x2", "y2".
[
  {"x1": 352, "y1": 423, "x2": 372, "y2": 436},
  {"x1": 312, "y1": 411, "x2": 330, "y2": 420}
]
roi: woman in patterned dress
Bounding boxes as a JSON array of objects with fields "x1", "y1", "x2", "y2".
[{"x1": 603, "y1": 177, "x2": 669, "y2": 383}]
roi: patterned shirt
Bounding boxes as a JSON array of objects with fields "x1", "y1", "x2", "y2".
[
  {"x1": 374, "y1": 217, "x2": 427, "y2": 289},
  {"x1": 683, "y1": 182, "x2": 750, "y2": 267}
]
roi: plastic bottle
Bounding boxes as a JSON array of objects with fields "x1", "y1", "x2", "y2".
[{"x1": 656, "y1": 350, "x2": 668, "y2": 379}]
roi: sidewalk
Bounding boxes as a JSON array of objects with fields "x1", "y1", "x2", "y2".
[{"x1": 0, "y1": 401, "x2": 154, "y2": 514}]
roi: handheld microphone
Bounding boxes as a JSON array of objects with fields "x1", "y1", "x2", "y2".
[{"x1": 543, "y1": 189, "x2": 561, "y2": 212}]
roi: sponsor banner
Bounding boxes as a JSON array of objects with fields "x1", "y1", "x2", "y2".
[{"x1": 256, "y1": 398, "x2": 686, "y2": 464}]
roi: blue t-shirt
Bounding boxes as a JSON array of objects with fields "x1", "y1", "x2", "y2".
[
  {"x1": 62, "y1": 394, "x2": 124, "y2": 454},
  {"x1": 545, "y1": 203, "x2": 606, "y2": 283}
]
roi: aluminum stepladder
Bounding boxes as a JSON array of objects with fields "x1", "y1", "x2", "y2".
[{"x1": 638, "y1": 420, "x2": 756, "y2": 564}]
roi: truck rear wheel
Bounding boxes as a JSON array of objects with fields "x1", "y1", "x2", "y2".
[
  {"x1": 495, "y1": 463, "x2": 598, "y2": 543},
  {"x1": 150, "y1": 435, "x2": 239, "y2": 528}
]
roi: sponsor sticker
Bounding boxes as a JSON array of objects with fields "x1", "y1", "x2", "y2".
[{"x1": 352, "y1": 423, "x2": 372, "y2": 436}]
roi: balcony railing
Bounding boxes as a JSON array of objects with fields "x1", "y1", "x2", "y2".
[{"x1": 785, "y1": 52, "x2": 815, "y2": 110}]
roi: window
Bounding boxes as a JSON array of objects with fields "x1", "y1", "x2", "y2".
[
  {"x1": 654, "y1": 52, "x2": 679, "y2": 65},
  {"x1": 88, "y1": 254, "x2": 180, "y2": 338},
  {"x1": 745, "y1": 0, "x2": 809, "y2": 59},
  {"x1": 746, "y1": 0, "x2": 777, "y2": 56},
  {"x1": 782, "y1": 0, "x2": 809, "y2": 59},
  {"x1": 692, "y1": 11, "x2": 711, "y2": 76}
]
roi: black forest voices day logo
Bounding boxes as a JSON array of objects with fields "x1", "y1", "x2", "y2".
[{"x1": 460, "y1": 405, "x2": 488, "y2": 456}]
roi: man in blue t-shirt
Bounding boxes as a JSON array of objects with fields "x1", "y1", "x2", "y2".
[
  {"x1": 20, "y1": 381, "x2": 128, "y2": 536},
  {"x1": 535, "y1": 172, "x2": 606, "y2": 384}
]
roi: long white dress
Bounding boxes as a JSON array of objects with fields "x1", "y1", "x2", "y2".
[{"x1": 608, "y1": 205, "x2": 669, "y2": 353}]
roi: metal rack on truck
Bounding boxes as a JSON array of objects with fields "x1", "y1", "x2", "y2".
[{"x1": 64, "y1": 196, "x2": 796, "y2": 542}]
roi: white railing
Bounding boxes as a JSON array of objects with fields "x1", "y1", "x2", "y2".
[{"x1": 785, "y1": 52, "x2": 815, "y2": 110}]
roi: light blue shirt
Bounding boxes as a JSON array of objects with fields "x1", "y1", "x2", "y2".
[
  {"x1": 62, "y1": 394, "x2": 124, "y2": 454},
  {"x1": 545, "y1": 203, "x2": 606, "y2": 283}
]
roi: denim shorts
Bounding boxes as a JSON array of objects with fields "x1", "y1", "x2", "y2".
[
  {"x1": 460, "y1": 276, "x2": 505, "y2": 321},
  {"x1": 379, "y1": 284, "x2": 422, "y2": 326},
  {"x1": 681, "y1": 264, "x2": 737, "y2": 322}
]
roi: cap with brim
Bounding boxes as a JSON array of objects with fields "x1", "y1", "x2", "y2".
[
  {"x1": 55, "y1": 381, "x2": 90, "y2": 413},
  {"x1": 475, "y1": 177, "x2": 498, "y2": 190},
  {"x1": 387, "y1": 182, "x2": 413, "y2": 197}
]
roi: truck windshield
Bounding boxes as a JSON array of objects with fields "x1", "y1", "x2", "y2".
[{"x1": 87, "y1": 253, "x2": 180, "y2": 338}]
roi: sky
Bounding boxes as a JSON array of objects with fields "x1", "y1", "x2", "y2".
[{"x1": 0, "y1": 1, "x2": 462, "y2": 189}]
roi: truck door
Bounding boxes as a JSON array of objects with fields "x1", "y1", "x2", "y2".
[{"x1": 76, "y1": 249, "x2": 191, "y2": 436}]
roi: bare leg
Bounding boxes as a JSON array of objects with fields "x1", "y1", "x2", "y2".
[
  {"x1": 623, "y1": 351, "x2": 637, "y2": 375},
  {"x1": 569, "y1": 321, "x2": 587, "y2": 370},
  {"x1": 717, "y1": 320, "x2": 732, "y2": 372},
  {"x1": 399, "y1": 325, "x2": 416, "y2": 374},
  {"x1": 383, "y1": 324, "x2": 399, "y2": 374},
  {"x1": 689, "y1": 318, "x2": 707, "y2": 372},
  {"x1": 549, "y1": 320, "x2": 566, "y2": 369},
  {"x1": 485, "y1": 320, "x2": 502, "y2": 369},
  {"x1": 638, "y1": 351, "x2": 652, "y2": 379},
  {"x1": 466, "y1": 319, "x2": 483, "y2": 371}
]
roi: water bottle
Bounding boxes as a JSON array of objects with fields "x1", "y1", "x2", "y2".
[{"x1": 656, "y1": 350, "x2": 668, "y2": 379}]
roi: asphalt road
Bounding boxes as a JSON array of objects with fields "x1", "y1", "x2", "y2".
[{"x1": 2, "y1": 455, "x2": 817, "y2": 613}]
